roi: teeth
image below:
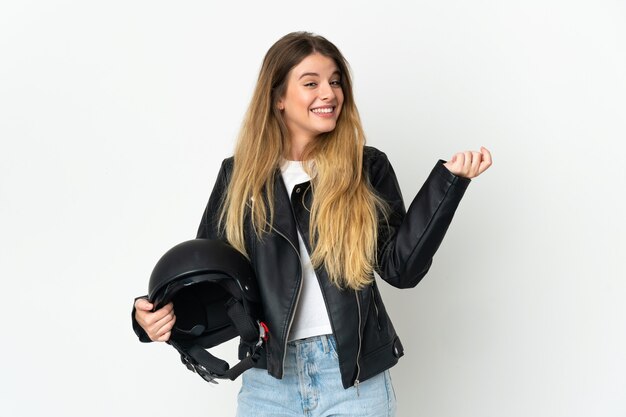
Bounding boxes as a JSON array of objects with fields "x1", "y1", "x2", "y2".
[{"x1": 311, "y1": 107, "x2": 333, "y2": 114}]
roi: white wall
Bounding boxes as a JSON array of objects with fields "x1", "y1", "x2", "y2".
[{"x1": 1, "y1": 1, "x2": 624, "y2": 416}]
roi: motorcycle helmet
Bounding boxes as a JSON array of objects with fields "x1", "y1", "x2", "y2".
[{"x1": 148, "y1": 239, "x2": 268, "y2": 383}]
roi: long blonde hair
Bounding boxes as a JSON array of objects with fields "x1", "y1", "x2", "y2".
[{"x1": 219, "y1": 32, "x2": 388, "y2": 290}]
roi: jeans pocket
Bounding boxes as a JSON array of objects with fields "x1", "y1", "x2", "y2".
[{"x1": 327, "y1": 335, "x2": 339, "y2": 360}]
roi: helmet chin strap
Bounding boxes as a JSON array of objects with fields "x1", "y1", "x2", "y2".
[{"x1": 168, "y1": 297, "x2": 268, "y2": 383}]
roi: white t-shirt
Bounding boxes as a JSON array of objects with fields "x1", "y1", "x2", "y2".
[{"x1": 280, "y1": 160, "x2": 333, "y2": 341}]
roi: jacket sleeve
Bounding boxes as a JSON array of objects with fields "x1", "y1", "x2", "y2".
[
  {"x1": 371, "y1": 152, "x2": 471, "y2": 288},
  {"x1": 131, "y1": 158, "x2": 232, "y2": 343}
]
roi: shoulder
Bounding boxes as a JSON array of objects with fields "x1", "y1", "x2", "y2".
[
  {"x1": 221, "y1": 156, "x2": 234, "y2": 170},
  {"x1": 217, "y1": 156, "x2": 235, "y2": 178},
  {"x1": 363, "y1": 146, "x2": 394, "y2": 179},
  {"x1": 206, "y1": 156, "x2": 235, "y2": 191},
  {"x1": 363, "y1": 145, "x2": 385, "y2": 162}
]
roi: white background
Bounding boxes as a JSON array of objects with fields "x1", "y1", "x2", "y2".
[{"x1": 1, "y1": 1, "x2": 625, "y2": 416}]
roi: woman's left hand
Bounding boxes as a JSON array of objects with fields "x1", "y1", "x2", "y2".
[{"x1": 443, "y1": 146, "x2": 492, "y2": 179}]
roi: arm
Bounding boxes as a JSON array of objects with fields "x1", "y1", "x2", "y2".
[{"x1": 371, "y1": 151, "x2": 471, "y2": 288}]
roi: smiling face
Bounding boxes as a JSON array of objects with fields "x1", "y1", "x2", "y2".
[{"x1": 277, "y1": 53, "x2": 344, "y2": 149}]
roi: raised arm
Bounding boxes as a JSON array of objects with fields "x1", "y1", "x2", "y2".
[{"x1": 369, "y1": 150, "x2": 472, "y2": 288}]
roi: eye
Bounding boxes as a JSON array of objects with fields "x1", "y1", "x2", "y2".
[
  {"x1": 304, "y1": 82, "x2": 317, "y2": 87},
  {"x1": 330, "y1": 79, "x2": 342, "y2": 87}
]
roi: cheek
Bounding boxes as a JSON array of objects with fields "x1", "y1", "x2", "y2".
[
  {"x1": 287, "y1": 95, "x2": 309, "y2": 114},
  {"x1": 336, "y1": 91, "x2": 345, "y2": 108},
  {"x1": 301, "y1": 93, "x2": 316, "y2": 109}
]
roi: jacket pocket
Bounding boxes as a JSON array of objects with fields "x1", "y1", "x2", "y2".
[
  {"x1": 361, "y1": 283, "x2": 397, "y2": 358},
  {"x1": 370, "y1": 285, "x2": 382, "y2": 331}
]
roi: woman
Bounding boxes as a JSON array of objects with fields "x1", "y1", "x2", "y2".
[{"x1": 133, "y1": 32, "x2": 492, "y2": 416}]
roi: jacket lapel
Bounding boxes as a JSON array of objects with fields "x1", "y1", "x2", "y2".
[{"x1": 270, "y1": 170, "x2": 300, "y2": 251}]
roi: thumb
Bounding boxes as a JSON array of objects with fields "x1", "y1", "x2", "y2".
[{"x1": 135, "y1": 297, "x2": 153, "y2": 311}]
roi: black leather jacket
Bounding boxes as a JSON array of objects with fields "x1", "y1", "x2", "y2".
[{"x1": 132, "y1": 146, "x2": 470, "y2": 389}]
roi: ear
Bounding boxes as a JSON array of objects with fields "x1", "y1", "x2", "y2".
[{"x1": 277, "y1": 100, "x2": 284, "y2": 111}]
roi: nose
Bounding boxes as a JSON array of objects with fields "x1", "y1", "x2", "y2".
[{"x1": 319, "y1": 81, "x2": 336, "y2": 101}]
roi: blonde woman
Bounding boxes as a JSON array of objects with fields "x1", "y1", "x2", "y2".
[{"x1": 133, "y1": 32, "x2": 492, "y2": 416}]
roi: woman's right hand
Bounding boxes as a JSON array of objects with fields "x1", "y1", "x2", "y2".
[{"x1": 134, "y1": 298, "x2": 176, "y2": 342}]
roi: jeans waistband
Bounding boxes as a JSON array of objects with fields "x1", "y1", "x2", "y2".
[{"x1": 287, "y1": 334, "x2": 333, "y2": 354}]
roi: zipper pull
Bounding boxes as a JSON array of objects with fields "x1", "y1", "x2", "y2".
[{"x1": 354, "y1": 379, "x2": 360, "y2": 396}]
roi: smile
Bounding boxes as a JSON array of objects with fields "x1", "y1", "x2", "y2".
[{"x1": 310, "y1": 106, "x2": 336, "y2": 117}]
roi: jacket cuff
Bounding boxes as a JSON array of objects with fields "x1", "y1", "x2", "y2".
[{"x1": 435, "y1": 159, "x2": 472, "y2": 189}]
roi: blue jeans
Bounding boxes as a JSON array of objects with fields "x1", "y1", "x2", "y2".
[{"x1": 236, "y1": 334, "x2": 397, "y2": 417}]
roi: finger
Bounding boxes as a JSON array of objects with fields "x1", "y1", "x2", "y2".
[
  {"x1": 470, "y1": 151, "x2": 482, "y2": 176},
  {"x1": 480, "y1": 146, "x2": 492, "y2": 162},
  {"x1": 463, "y1": 151, "x2": 472, "y2": 174},
  {"x1": 478, "y1": 146, "x2": 493, "y2": 174},
  {"x1": 156, "y1": 331, "x2": 172, "y2": 342},
  {"x1": 148, "y1": 302, "x2": 174, "y2": 322},
  {"x1": 159, "y1": 302, "x2": 175, "y2": 316},
  {"x1": 138, "y1": 304, "x2": 173, "y2": 329},
  {"x1": 454, "y1": 152, "x2": 465, "y2": 169},
  {"x1": 148, "y1": 307, "x2": 176, "y2": 330},
  {"x1": 155, "y1": 315, "x2": 176, "y2": 338},
  {"x1": 135, "y1": 303, "x2": 161, "y2": 328},
  {"x1": 147, "y1": 313, "x2": 176, "y2": 340},
  {"x1": 153, "y1": 310, "x2": 176, "y2": 331},
  {"x1": 134, "y1": 298, "x2": 153, "y2": 311},
  {"x1": 443, "y1": 153, "x2": 459, "y2": 173}
]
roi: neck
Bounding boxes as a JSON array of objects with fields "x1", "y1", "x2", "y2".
[{"x1": 287, "y1": 134, "x2": 313, "y2": 161}]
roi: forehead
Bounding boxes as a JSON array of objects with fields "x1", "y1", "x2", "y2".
[{"x1": 290, "y1": 53, "x2": 340, "y2": 78}]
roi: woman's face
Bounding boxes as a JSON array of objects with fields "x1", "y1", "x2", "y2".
[{"x1": 278, "y1": 53, "x2": 344, "y2": 144}]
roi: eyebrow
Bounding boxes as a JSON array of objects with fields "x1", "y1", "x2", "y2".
[{"x1": 298, "y1": 70, "x2": 341, "y2": 80}]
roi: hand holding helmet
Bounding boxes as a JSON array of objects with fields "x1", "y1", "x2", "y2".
[
  {"x1": 134, "y1": 298, "x2": 176, "y2": 342},
  {"x1": 137, "y1": 239, "x2": 268, "y2": 383}
]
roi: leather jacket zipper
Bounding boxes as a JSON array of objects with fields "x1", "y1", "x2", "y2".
[
  {"x1": 354, "y1": 291, "x2": 362, "y2": 396},
  {"x1": 272, "y1": 228, "x2": 303, "y2": 374}
]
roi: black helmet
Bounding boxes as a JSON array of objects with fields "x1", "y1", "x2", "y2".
[{"x1": 148, "y1": 239, "x2": 268, "y2": 383}]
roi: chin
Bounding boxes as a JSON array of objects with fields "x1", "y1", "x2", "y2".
[{"x1": 316, "y1": 122, "x2": 338, "y2": 134}]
